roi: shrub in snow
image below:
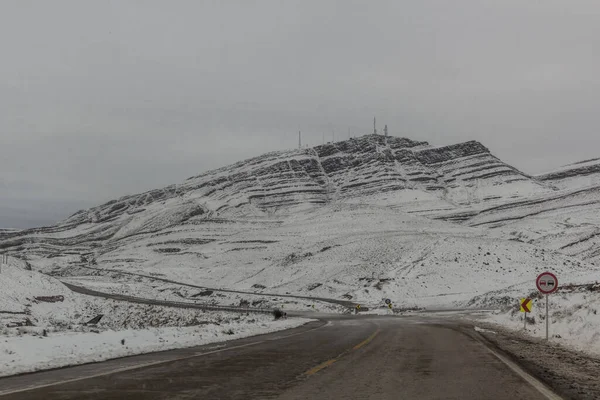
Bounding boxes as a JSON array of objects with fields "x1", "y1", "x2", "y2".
[
  {"x1": 273, "y1": 309, "x2": 283, "y2": 320},
  {"x1": 239, "y1": 299, "x2": 250, "y2": 307}
]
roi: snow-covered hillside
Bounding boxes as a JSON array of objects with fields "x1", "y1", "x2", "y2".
[
  {"x1": 0, "y1": 258, "x2": 309, "y2": 376},
  {"x1": 1, "y1": 133, "x2": 599, "y2": 315},
  {"x1": 460, "y1": 185, "x2": 600, "y2": 264},
  {"x1": 7, "y1": 203, "x2": 594, "y2": 311},
  {"x1": 537, "y1": 158, "x2": 600, "y2": 190}
]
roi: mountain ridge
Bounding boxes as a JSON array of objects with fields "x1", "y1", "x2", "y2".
[{"x1": 45, "y1": 134, "x2": 551, "y2": 230}]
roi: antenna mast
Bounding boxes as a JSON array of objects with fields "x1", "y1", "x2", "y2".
[
  {"x1": 373, "y1": 117, "x2": 377, "y2": 135},
  {"x1": 384, "y1": 124, "x2": 388, "y2": 137},
  {"x1": 298, "y1": 131, "x2": 301, "y2": 149}
]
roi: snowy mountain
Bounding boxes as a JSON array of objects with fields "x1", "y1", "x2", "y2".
[
  {"x1": 62, "y1": 135, "x2": 550, "y2": 222},
  {"x1": 0, "y1": 134, "x2": 598, "y2": 311},
  {"x1": 0, "y1": 135, "x2": 549, "y2": 243}
]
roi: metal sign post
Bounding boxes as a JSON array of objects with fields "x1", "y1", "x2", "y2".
[
  {"x1": 546, "y1": 294, "x2": 549, "y2": 340},
  {"x1": 536, "y1": 272, "x2": 558, "y2": 341}
]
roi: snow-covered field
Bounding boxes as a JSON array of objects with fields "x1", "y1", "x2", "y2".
[{"x1": 0, "y1": 259, "x2": 310, "y2": 377}]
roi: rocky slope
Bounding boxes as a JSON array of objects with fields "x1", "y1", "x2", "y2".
[
  {"x1": 0, "y1": 135, "x2": 550, "y2": 261},
  {"x1": 70, "y1": 134, "x2": 550, "y2": 219}
]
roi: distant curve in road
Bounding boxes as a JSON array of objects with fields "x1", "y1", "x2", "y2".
[
  {"x1": 62, "y1": 282, "x2": 274, "y2": 314},
  {"x1": 67, "y1": 265, "x2": 355, "y2": 308}
]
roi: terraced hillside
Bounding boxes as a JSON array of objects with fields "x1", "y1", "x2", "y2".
[
  {"x1": 537, "y1": 158, "x2": 600, "y2": 190},
  {"x1": 0, "y1": 134, "x2": 550, "y2": 258}
]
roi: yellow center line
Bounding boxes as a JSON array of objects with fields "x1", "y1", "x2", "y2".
[
  {"x1": 305, "y1": 359, "x2": 337, "y2": 376},
  {"x1": 303, "y1": 328, "x2": 381, "y2": 376},
  {"x1": 352, "y1": 329, "x2": 380, "y2": 351}
]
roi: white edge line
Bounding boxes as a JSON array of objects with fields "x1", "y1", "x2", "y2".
[
  {"x1": 484, "y1": 344, "x2": 563, "y2": 400},
  {"x1": 0, "y1": 321, "x2": 328, "y2": 397}
]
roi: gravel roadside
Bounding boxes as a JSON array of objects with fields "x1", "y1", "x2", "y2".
[{"x1": 472, "y1": 321, "x2": 600, "y2": 400}]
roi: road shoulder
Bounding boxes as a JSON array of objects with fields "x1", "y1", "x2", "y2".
[{"x1": 470, "y1": 321, "x2": 600, "y2": 400}]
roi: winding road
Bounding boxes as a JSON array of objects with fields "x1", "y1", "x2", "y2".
[
  {"x1": 70, "y1": 265, "x2": 356, "y2": 308},
  {"x1": 0, "y1": 314, "x2": 560, "y2": 400}
]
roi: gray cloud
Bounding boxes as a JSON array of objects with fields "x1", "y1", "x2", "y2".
[{"x1": 2, "y1": 0, "x2": 600, "y2": 227}]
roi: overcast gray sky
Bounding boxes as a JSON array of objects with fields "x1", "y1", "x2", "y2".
[{"x1": 2, "y1": 0, "x2": 600, "y2": 228}]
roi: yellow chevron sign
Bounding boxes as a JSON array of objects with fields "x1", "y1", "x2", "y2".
[{"x1": 520, "y1": 298, "x2": 532, "y2": 313}]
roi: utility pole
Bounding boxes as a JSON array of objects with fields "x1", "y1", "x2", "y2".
[
  {"x1": 373, "y1": 117, "x2": 377, "y2": 135},
  {"x1": 384, "y1": 125, "x2": 388, "y2": 137},
  {"x1": 298, "y1": 131, "x2": 301, "y2": 149}
]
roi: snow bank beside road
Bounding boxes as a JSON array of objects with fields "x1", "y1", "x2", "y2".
[
  {"x1": 0, "y1": 259, "x2": 312, "y2": 377},
  {"x1": 477, "y1": 284, "x2": 600, "y2": 356},
  {"x1": 0, "y1": 313, "x2": 310, "y2": 377}
]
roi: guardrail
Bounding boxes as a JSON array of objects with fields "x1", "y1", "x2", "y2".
[{"x1": 62, "y1": 282, "x2": 275, "y2": 315}]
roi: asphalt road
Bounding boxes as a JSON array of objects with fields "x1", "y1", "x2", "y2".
[{"x1": 0, "y1": 315, "x2": 559, "y2": 400}]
